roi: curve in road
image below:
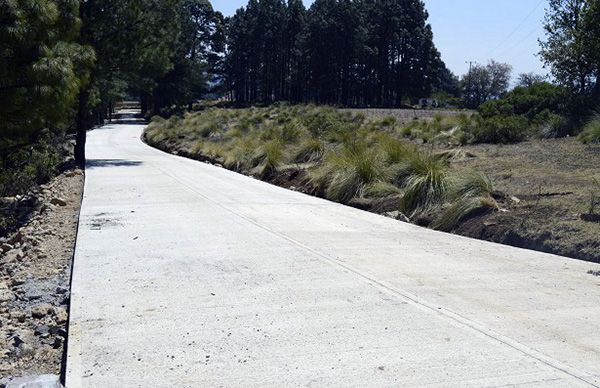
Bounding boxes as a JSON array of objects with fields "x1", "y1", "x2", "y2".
[{"x1": 66, "y1": 122, "x2": 600, "y2": 387}]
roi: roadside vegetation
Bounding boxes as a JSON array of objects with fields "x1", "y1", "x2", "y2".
[
  {"x1": 145, "y1": 105, "x2": 600, "y2": 262},
  {"x1": 0, "y1": 133, "x2": 68, "y2": 236}
]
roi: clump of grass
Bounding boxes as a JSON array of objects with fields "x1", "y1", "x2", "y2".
[
  {"x1": 579, "y1": 114, "x2": 600, "y2": 144},
  {"x1": 378, "y1": 134, "x2": 409, "y2": 164},
  {"x1": 222, "y1": 140, "x2": 257, "y2": 170},
  {"x1": 254, "y1": 140, "x2": 285, "y2": 178},
  {"x1": 453, "y1": 171, "x2": 494, "y2": 198},
  {"x1": 294, "y1": 138, "x2": 325, "y2": 163},
  {"x1": 364, "y1": 181, "x2": 401, "y2": 198},
  {"x1": 434, "y1": 172, "x2": 498, "y2": 231},
  {"x1": 315, "y1": 143, "x2": 386, "y2": 203},
  {"x1": 396, "y1": 153, "x2": 450, "y2": 214},
  {"x1": 434, "y1": 196, "x2": 497, "y2": 232}
]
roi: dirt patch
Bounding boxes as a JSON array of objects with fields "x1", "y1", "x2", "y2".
[
  {"x1": 0, "y1": 169, "x2": 83, "y2": 383},
  {"x1": 453, "y1": 138, "x2": 600, "y2": 263}
]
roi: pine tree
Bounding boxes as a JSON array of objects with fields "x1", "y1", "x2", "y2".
[{"x1": 0, "y1": 0, "x2": 94, "y2": 151}]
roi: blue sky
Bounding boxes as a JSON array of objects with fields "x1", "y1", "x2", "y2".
[{"x1": 211, "y1": 0, "x2": 548, "y2": 79}]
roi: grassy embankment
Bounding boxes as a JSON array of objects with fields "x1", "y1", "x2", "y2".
[{"x1": 144, "y1": 105, "x2": 600, "y2": 263}]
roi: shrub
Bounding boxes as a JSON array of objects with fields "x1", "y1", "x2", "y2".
[
  {"x1": 0, "y1": 139, "x2": 62, "y2": 197},
  {"x1": 479, "y1": 83, "x2": 569, "y2": 120},
  {"x1": 469, "y1": 115, "x2": 529, "y2": 144}
]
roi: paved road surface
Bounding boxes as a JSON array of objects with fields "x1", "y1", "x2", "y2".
[{"x1": 66, "y1": 122, "x2": 600, "y2": 387}]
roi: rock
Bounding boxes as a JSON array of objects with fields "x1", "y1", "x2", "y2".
[
  {"x1": 55, "y1": 286, "x2": 68, "y2": 295},
  {"x1": 510, "y1": 196, "x2": 521, "y2": 204},
  {"x1": 1, "y1": 243, "x2": 13, "y2": 253},
  {"x1": 50, "y1": 197, "x2": 67, "y2": 207},
  {"x1": 8, "y1": 231, "x2": 23, "y2": 245},
  {"x1": 25, "y1": 292, "x2": 43, "y2": 301},
  {"x1": 31, "y1": 303, "x2": 54, "y2": 319},
  {"x1": 34, "y1": 325, "x2": 50, "y2": 338},
  {"x1": 0, "y1": 284, "x2": 13, "y2": 303},
  {"x1": 49, "y1": 327, "x2": 67, "y2": 338},
  {"x1": 51, "y1": 337, "x2": 63, "y2": 349},
  {"x1": 10, "y1": 277, "x2": 25, "y2": 287},
  {"x1": 53, "y1": 307, "x2": 68, "y2": 325},
  {"x1": 384, "y1": 211, "x2": 400, "y2": 219},
  {"x1": 16, "y1": 342, "x2": 35, "y2": 358},
  {"x1": 383, "y1": 211, "x2": 411, "y2": 223},
  {"x1": 5, "y1": 374, "x2": 63, "y2": 388},
  {"x1": 10, "y1": 311, "x2": 27, "y2": 323}
]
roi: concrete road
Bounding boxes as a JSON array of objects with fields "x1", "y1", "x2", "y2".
[{"x1": 66, "y1": 122, "x2": 600, "y2": 387}]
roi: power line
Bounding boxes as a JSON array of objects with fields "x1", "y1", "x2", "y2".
[
  {"x1": 497, "y1": 24, "x2": 543, "y2": 58},
  {"x1": 484, "y1": 0, "x2": 545, "y2": 60}
]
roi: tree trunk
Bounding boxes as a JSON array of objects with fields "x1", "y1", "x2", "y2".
[
  {"x1": 75, "y1": 89, "x2": 90, "y2": 168},
  {"x1": 140, "y1": 94, "x2": 149, "y2": 116}
]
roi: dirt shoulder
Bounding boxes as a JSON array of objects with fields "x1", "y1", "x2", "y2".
[
  {"x1": 453, "y1": 138, "x2": 600, "y2": 262},
  {"x1": 0, "y1": 169, "x2": 83, "y2": 384}
]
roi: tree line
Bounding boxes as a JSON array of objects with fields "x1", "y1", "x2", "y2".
[
  {"x1": 1, "y1": 0, "x2": 599, "y2": 168},
  {"x1": 225, "y1": 0, "x2": 458, "y2": 107}
]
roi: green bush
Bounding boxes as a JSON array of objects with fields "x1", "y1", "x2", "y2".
[
  {"x1": 475, "y1": 83, "x2": 573, "y2": 142},
  {"x1": 479, "y1": 83, "x2": 569, "y2": 120},
  {"x1": 469, "y1": 115, "x2": 529, "y2": 144}
]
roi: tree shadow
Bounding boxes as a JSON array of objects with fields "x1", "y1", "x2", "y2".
[{"x1": 86, "y1": 159, "x2": 143, "y2": 169}]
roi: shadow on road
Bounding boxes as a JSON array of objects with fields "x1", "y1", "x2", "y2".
[{"x1": 86, "y1": 159, "x2": 143, "y2": 169}]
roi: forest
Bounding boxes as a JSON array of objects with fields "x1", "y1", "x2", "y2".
[{"x1": 1, "y1": 0, "x2": 599, "y2": 208}]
